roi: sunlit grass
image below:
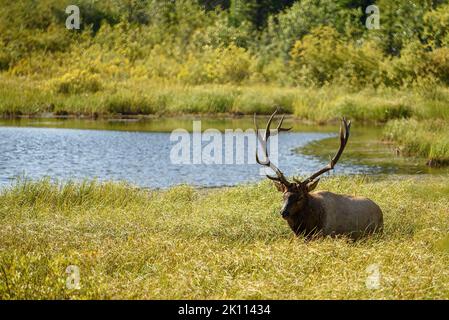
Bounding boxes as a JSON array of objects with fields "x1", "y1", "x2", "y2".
[
  {"x1": 384, "y1": 119, "x2": 449, "y2": 167},
  {"x1": 0, "y1": 176, "x2": 448, "y2": 299},
  {"x1": 2, "y1": 75, "x2": 449, "y2": 123}
]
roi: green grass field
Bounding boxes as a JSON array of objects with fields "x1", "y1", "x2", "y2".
[{"x1": 1, "y1": 176, "x2": 448, "y2": 299}]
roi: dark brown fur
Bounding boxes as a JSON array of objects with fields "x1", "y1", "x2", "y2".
[
  {"x1": 254, "y1": 109, "x2": 383, "y2": 240},
  {"x1": 277, "y1": 182, "x2": 383, "y2": 240}
]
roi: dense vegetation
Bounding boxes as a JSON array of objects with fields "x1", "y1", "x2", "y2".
[
  {"x1": 0, "y1": 0, "x2": 448, "y2": 162},
  {"x1": 1, "y1": 1, "x2": 449, "y2": 103},
  {"x1": 1, "y1": 2, "x2": 448, "y2": 299},
  {"x1": 0, "y1": 177, "x2": 448, "y2": 299}
]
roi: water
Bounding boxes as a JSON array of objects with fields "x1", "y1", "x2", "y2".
[{"x1": 0, "y1": 126, "x2": 376, "y2": 188}]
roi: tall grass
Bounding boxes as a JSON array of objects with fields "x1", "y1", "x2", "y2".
[
  {"x1": 384, "y1": 119, "x2": 449, "y2": 166},
  {"x1": 2, "y1": 75, "x2": 449, "y2": 122},
  {"x1": 0, "y1": 177, "x2": 448, "y2": 299}
]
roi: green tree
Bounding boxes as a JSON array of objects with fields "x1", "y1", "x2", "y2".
[
  {"x1": 261, "y1": 0, "x2": 363, "y2": 59},
  {"x1": 370, "y1": 0, "x2": 433, "y2": 55},
  {"x1": 423, "y1": 3, "x2": 449, "y2": 48}
]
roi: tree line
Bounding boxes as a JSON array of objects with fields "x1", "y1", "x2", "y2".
[{"x1": 0, "y1": 0, "x2": 448, "y2": 88}]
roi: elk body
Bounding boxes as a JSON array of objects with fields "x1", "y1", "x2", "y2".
[{"x1": 254, "y1": 110, "x2": 383, "y2": 240}]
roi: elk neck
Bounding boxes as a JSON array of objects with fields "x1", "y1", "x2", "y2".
[{"x1": 287, "y1": 192, "x2": 324, "y2": 237}]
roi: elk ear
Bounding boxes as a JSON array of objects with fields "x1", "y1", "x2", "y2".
[
  {"x1": 273, "y1": 181, "x2": 285, "y2": 192},
  {"x1": 306, "y1": 179, "x2": 320, "y2": 192}
]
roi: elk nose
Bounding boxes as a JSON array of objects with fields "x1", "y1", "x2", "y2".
[{"x1": 280, "y1": 209, "x2": 289, "y2": 219}]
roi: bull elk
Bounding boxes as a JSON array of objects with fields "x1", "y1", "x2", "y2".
[{"x1": 254, "y1": 109, "x2": 383, "y2": 240}]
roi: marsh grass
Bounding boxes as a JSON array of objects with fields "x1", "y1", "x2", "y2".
[
  {"x1": 384, "y1": 119, "x2": 449, "y2": 166},
  {"x1": 0, "y1": 176, "x2": 448, "y2": 299},
  {"x1": 2, "y1": 75, "x2": 449, "y2": 122}
]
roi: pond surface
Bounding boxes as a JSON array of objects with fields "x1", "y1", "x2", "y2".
[{"x1": 0, "y1": 117, "x2": 444, "y2": 188}]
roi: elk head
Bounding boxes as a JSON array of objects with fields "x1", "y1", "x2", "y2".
[{"x1": 254, "y1": 109, "x2": 351, "y2": 220}]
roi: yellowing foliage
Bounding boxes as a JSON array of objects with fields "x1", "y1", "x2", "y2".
[{"x1": 50, "y1": 70, "x2": 103, "y2": 94}]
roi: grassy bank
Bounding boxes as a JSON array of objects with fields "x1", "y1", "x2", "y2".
[
  {"x1": 384, "y1": 119, "x2": 449, "y2": 167},
  {"x1": 0, "y1": 76, "x2": 296, "y2": 117},
  {"x1": 2, "y1": 75, "x2": 449, "y2": 122},
  {"x1": 0, "y1": 177, "x2": 448, "y2": 299}
]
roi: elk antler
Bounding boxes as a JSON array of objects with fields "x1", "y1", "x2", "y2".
[
  {"x1": 302, "y1": 118, "x2": 351, "y2": 185},
  {"x1": 254, "y1": 108, "x2": 292, "y2": 187}
]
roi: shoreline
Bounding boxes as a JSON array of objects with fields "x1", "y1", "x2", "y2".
[
  {"x1": 1, "y1": 112, "x2": 342, "y2": 124},
  {"x1": 0, "y1": 112, "x2": 387, "y2": 129}
]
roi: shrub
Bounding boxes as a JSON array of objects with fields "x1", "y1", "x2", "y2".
[
  {"x1": 51, "y1": 70, "x2": 103, "y2": 94},
  {"x1": 383, "y1": 41, "x2": 434, "y2": 87},
  {"x1": 290, "y1": 27, "x2": 381, "y2": 87},
  {"x1": 428, "y1": 48, "x2": 449, "y2": 85},
  {"x1": 178, "y1": 44, "x2": 252, "y2": 85},
  {"x1": 423, "y1": 3, "x2": 449, "y2": 48}
]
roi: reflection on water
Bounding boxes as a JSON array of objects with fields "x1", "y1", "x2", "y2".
[{"x1": 0, "y1": 126, "x2": 377, "y2": 188}]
